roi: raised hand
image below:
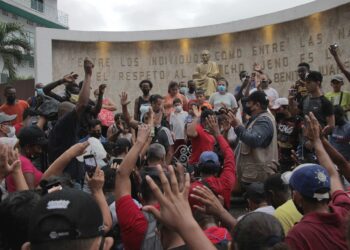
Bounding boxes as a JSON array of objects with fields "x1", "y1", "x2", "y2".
[
  {"x1": 0, "y1": 144, "x2": 21, "y2": 179},
  {"x1": 192, "y1": 105, "x2": 201, "y2": 118},
  {"x1": 87, "y1": 167, "x2": 104, "y2": 193},
  {"x1": 119, "y1": 91, "x2": 130, "y2": 106},
  {"x1": 226, "y1": 109, "x2": 241, "y2": 128},
  {"x1": 191, "y1": 185, "x2": 225, "y2": 217},
  {"x1": 136, "y1": 124, "x2": 151, "y2": 144},
  {"x1": 142, "y1": 164, "x2": 191, "y2": 231},
  {"x1": 99, "y1": 84, "x2": 107, "y2": 95},
  {"x1": 84, "y1": 58, "x2": 94, "y2": 76},
  {"x1": 205, "y1": 115, "x2": 220, "y2": 136},
  {"x1": 67, "y1": 141, "x2": 89, "y2": 158},
  {"x1": 328, "y1": 44, "x2": 338, "y2": 57},
  {"x1": 304, "y1": 112, "x2": 321, "y2": 142},
  {"x1": 62, "y1": 72, "x2": 78, "y2": 84}
]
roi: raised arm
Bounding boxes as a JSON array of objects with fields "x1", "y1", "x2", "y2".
[
  {"x1": 321, "y1": 136, "x2": 350, "y2": 182},
  {"x1": 41, "y1": 142, "x2": 89, "y2": 180},
  {"x1": 186, "y1": 106, "x2": 200, "y2": 138},
  {"x1": 87, "y1": 167, "x2": 113, "y2": 232},
  {"x1": 305, "y1": 112, "x2": 343, "y2": 194},
  {"x1": 90, "y1": 84, "x2": 105, "y2": 116},
  {"x1": 76, "y1": 58, "x2": 94, "y2": 115},
  {"x1": 120, "y1": 91, "x2": 139, "y2": 130},
  {"x1": 115, "y1": 124, "x2": 151, "y2": 201},
  {"x1": 329, "y1": 45, "x2": 350, "y2": 82},
  {"x1": 43, "y1": 72, "x2": 78, "y2": 102}
]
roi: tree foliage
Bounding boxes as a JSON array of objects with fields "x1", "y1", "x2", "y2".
[{"x1": 0, "y1": 22, "x2": 31, "y2": 79}]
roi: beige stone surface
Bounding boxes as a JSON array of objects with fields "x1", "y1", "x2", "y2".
[{"x1": 52, "y1": 3, "x2": 350, "y2": 108}]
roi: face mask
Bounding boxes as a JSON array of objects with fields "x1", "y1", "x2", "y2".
[
  {"x1": 175, "y1": 106, "x2": 183, "y2": 112},
  {"x1": 188, "y1": 86, "x2": 196, "y2": 92},
  {"x1": 91, "y1": 132, "x2": 101, "y2": 139},
  {"x1": 36, "y1": 88, "x2": 44, "y2": 96},
  {"x1": 180, "y1": 87, "x2": 188, "y2": 94},
  {"x1": 275, "y1": 112, "x2": 286, "y2": 122},
  {"x1": 335, "y1": 117, "x2": 345, "y2": 126},
  {"x1": 244, "y1": 106, "x2": 252, "y2": 116},
  {"x1": 6, "y1": 96, "x2": 15, "y2": 104},
  {"x1": 6, "y1": 126, "x2": 16, "y2": 138},
  {"x1": 217, "y1": 85, "x2": 226, "y2": 93},
  {"x1": 69, "y1": 94, "x2": 79, "y2": 103},
  {"x1": 142, "y1": 89, "x2": 150, "y2": 96}
]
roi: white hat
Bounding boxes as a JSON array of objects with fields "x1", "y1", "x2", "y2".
[
  {"x1": 271, "y1": 98, "x2": 289, "y2": 110},
  {"x1": 76, "y1": 137, "x2": 107, "y2": 167}
]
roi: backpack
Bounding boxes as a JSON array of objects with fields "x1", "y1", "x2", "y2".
[{"x1": 141, "y1": 211, "x2": 163, "y2": 250}]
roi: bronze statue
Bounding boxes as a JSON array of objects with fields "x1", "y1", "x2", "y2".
[{"x1": 193, "y1": 50, "x2": 219, "y2": 97}]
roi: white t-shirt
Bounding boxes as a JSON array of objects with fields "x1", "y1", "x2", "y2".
[
  {"x1": 170, "y1": 111, "x2": 188, "y2": 140},
  {"x1": 250, "y1": 87, "x2": 279, "y2": 106},
  {"x1": 209, "y1": 92, "x2": 238, "y2": 111},
  {"x1": 237, "y1": 205, "x2": 276, "y2": 221}
]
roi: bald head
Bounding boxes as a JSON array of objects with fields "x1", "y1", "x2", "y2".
[
  {"x1": 147, "y1": 143, "x2": 166, "y2": 165},
  {"x1": 58, "y1": 102, "x2": 75, "y2": 119}
]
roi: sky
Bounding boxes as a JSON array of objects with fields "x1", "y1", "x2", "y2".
[{"x1": 58, "y1": 0, "x2": 314, "y2": 31}]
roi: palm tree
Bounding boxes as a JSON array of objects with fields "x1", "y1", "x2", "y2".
[{"x1": 0, "y1": 22, "x2": 31, "y2": 80}]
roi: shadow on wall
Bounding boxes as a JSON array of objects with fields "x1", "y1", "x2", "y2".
[{"x1": 0, "y1": 79, "x2": 34, "y2": 105}]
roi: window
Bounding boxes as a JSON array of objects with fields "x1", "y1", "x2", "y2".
[
  {"x1": 12, "y1": 13, "x2": 18, "y2": 20},
  {"x1": 2, "y1": 9, "x2": 8, "y2": 16},
  {"x1": 28, "y1": 56, "x2": 34, "y2": 68},
  {"x1": 27, "y1": 20, "x2": 34, "y2": 26},
  {"x1": 24, "y1": 31, "x2": 35, "y2": 49},
  {"x1": 31, "y1": 0, "x2": 44, "y2": 12}
]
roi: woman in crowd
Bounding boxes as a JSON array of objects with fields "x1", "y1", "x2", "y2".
[
  {"x1": 164, "y1": 81, "x2": 189, "y2": 119},
  {"x1": 209, "y1": 78, "x2": 238, "y2": 112}
]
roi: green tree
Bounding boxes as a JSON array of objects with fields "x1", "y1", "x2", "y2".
[{"x1": 0, "y1": 22, "x2": 31, "y2": 80}]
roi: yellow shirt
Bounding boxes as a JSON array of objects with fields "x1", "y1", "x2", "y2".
[
  {"x1": 274, "y1": 199, "x2": 303, "y2": 234},
  {"x1": 325, "y1": 91, "x2": 350, "y2": 110}
]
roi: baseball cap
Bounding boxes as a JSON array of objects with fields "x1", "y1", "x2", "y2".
[
  {"x1": 28, "y1": 188, "x2": 104, "y2": 244},
  {"x1": 306, "y1": 71, "x2": 323, "y2": 83},
  {"x1": 0, "y1": 112, "x2": 16, "y2": 124},
  {"x1": 271, "y1": 98, "x2": 289, "y2": 110},
  {"x1": 247, "y1": 91, "x2": 269, "y2": 106},
  {"x1": 199, "y1": 151, "x2": 219, "y2": 165},
  {"x1": 17, "y1": 125, "x2": 48, "y2": 147},
  {"x1": 331, "y1": 74, "x2": 344, "y2": 83},
  {"x1": 245, "y1": 182, "x2": 265, "y2": 200},
  {"x1": 288, "y1": 164, "x2": 330, "y2": 201}
]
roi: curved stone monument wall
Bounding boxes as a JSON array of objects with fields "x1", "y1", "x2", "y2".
[{"x1": 36, "y1": 1, "x2": 350, "y2": 107}]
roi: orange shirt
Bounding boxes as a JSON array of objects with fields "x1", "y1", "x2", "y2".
[
  {"x1": 163, "y1": 93, "x2": 188, "y2": 118},
  {"x1": 0, "y1": 100, "x2": 29, "y2": 125}
]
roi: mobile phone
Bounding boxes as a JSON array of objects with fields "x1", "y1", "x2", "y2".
[{"x1": 83, "y1": 154, "x2": 97, "y2": 177}]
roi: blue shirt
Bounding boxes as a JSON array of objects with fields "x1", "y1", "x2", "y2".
[
  {"x1": 79, "y1": 135, "x2": 108, "y2": 144},
  {"x1": 330, "y1": 122, "x2": 350, "y2": 160}
]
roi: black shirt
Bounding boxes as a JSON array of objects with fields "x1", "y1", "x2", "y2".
[{"x1": 298, "y1": 95, "x2": 334, "y2": 127}]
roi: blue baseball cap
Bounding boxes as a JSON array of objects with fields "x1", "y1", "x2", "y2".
[
  {"x1": 289, "y1": 164, "x2": 330, "y2": 201},
  {"x1": 199, "y1": 151, "x2": 219, "y2": 165}
]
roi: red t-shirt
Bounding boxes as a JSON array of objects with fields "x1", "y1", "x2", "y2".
[
  {"x1": 188, "y1": 124, "x2": 215, "y2": 165},
  {"x1": 6, "y1": 155, "x2": 43, "y2": 192},
  {"x1": 189, "y1": 135, "x2": 236, "y2": 209},
  {"x1": 115, "y1": 195, "x2": 148, "y2": 250},
  {"x1": 285, "y1": 190, "x2": 350, "y2": 250},
  {"x1": 0, "y1": 100, "x2": 29, "y2": 125}
]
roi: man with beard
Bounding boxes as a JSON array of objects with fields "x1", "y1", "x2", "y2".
[
  {"x1": 0, "y1": 85, "x2": 29, "y2": 126},
  {"x1": 290, "y1": 62, "x2": 310, "y2": 104},
  {"x1": 134, "y1": 79, "x2": 153, "y2": 121},
  {"x1": 271, "y1": 98, "x2": 302, "y2": 172}
]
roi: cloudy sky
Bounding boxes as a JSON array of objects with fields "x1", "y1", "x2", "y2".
[{"x1": 58, "y1": 0, "x2": 314, "y2": 31}]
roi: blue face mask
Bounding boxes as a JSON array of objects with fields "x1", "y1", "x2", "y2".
[
  {"x1": 180, "y1": 87, "x2": 188, "y2": 94},
  {"x1": 36, "y1": 88, "x2": 44, "y2": 96},
  {"x1": 217, "y1": 85, "x2": 226, "y2": 93}
]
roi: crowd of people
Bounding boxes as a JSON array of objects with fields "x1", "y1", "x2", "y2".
[{"x1": 0, "y1": 44, "x2": 349, "y2": 250}]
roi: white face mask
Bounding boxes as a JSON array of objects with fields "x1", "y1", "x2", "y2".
[
  {"x1": 175, "y1": 106, "x2": 183, "y2": 112},
  {"x1": 6, "y1": 126, "x2": 16, "y2": 138}
]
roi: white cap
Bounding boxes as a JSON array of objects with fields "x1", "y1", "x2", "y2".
[
  {"x1": 271, "y1": 98, "x2": 289, "y2": 110},
  {"x1": 76, "y1": 137, "x2": 107, "y2": 167}
]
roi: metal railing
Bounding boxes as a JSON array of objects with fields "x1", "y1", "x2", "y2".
[{"x1": 3, "y1": 0, "x2": 68, "y2": 27}]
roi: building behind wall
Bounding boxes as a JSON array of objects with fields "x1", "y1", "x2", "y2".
[{"x1": 0, "y1": 0, "x2": 68, "y2": 83}]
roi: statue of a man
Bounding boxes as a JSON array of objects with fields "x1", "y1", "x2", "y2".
[{"x1": 193, "y1": 50, "x2": 219, "y2": 97}]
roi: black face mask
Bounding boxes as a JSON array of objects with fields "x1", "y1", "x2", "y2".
[
  {"x1": 188, "y1": 86, "x2": 196, "y2": 93},
  {"x1": 335, "y1": 118, "x2": 346, "y2": 126},
  {"x1": 6, "y1": 96, "x2": 15, "y2": 104},
  {"x1": 275, "y1": 113, "x2": 286, "y2": 122},
  {"x1": 91, "y1": 132, "x2": 101, "y2": 139},
  {"x1": 244, "y1": 106, "x2": 252, "y2": 116},
  {"x1": 142, "y1": 89, "x2": 150, "y2": 96}
]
